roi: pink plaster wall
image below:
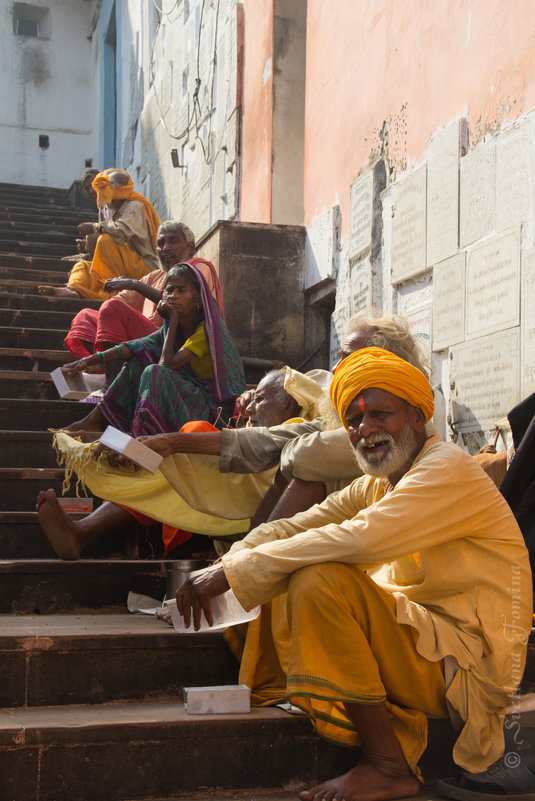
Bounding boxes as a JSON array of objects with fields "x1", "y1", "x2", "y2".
[
  {"x1": 304, "y1": 0, "x2": 535, "y2": 231},
  {"x1": 240, "y1": 0, "x2": 274, "y2": 222}
]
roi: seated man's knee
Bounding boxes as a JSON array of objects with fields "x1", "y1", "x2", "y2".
[{"x1": 287, "y1": 562, "x2": 368, "y2": 607}]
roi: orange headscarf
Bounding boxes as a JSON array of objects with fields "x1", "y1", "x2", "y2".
[
  {"x1": 92, "y1": 168, "x2": 161, "y2": 249},
  {"x1": 329, "y1": 347, "x2": 434, "y2": 427}
]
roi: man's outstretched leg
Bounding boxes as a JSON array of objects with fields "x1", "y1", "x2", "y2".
[{"x1": 36, "y1": 489, "x2": 134, "y2": 559}]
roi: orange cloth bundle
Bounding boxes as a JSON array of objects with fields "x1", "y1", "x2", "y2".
[
  {"x1": 329, "y1": 346, "x2": 434, "y2": 426},
  {"x1": 92, "y1": 168, "x2": 161, "y2": 247}
]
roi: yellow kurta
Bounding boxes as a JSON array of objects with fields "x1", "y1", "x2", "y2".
[
  {"x1": 221, "y1": 435, "x2": 532, "y2": 773},
  {"x1": 67, "y1": 200, "x2": 159, "y2": 300}
]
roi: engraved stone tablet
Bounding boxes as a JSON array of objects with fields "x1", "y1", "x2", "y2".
[
  {"x1": 521, "y1": 249, "x2": 535, "y2": 397},
  {"x1": 305, "y1": 206, "x2": 339, "y2": 289},
  {"x1": 450, "y1": 329, "x2": 520, "y2": 432},
  {"x1": 460, "y1": 139, "x2": 496, "y2": 248},
  {"x1": 350, "y1": 256, "x2": 373, "y2": 313},
  {"x1": 465, "y1": 229, "x2": 520, "y2": 340},
  {"x1": 405, "y1": 303, "x2": 432, "y2": 352},
  {"x1": 427, "y1": 121, "x2": 460, "y2": 266},
  {"x1": 391, "y1": 166, "x2": 427, "y2": 283},
  {"x1": 496, "y1": 117, "x2": 535, "y2": 230},
  {"x1": 350, "y1": 171, "x2": 373, "y2": 259},
  {"x1": 432, "y1": 253, "x2": 465, "y2": 350}
]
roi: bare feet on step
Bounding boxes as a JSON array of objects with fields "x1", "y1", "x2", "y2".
[
  {"x1": 36, "y1": 489, "x2": 82, "y2": 560},
  {"x1": 299, "y1": 762, "x2": 420, "y2": 801},
  {"x1": 38, "y1": 285, "x2": 80, "y2": 297}
]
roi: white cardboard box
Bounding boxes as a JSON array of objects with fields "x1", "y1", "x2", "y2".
[
  {"x1": 50, "y1": 367, "x2": 91, "y2": 399},
  {"x1": 99, "y1": 426, "x2": 164, "y2": 473},
  {"x1": 57, "y1": 497, "x2": 94, "y2": 514},
  {"x1": 184, "y1": 685, "x2": 251, "y2": 715}
]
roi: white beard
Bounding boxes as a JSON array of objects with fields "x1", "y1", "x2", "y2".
[{"x1": 353, "y1": 420, "x2": 419, "y2": 479}]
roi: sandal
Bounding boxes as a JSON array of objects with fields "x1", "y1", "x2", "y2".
[{"x1": 438, "y1": 752, "x2": 535, "y2": 800}]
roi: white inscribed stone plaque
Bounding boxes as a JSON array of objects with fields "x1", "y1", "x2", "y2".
[
  {"x1": 405, "y1": 303, "x2": 432, "y2": 353},
  {"x1": 391, "y1": 166, "x2": 427, "y2": 283},
  {"x1": 426, "y1": 121, "x2": 460, "y2": 266},
  {"x1": 350, "y1": 256, "x2": 372, "y2": 313},
  {"x1": 460, "y1": 139, "x2": 496, "y2": 248},
  {"x1": 432, "y1": 253, "x2": 465, "y2": 350},
  {"x1": 495, "y1": 118, "x2": 535, "y2": 230},
  {"x1": 465, "y1": 229, "x2": 520, "y2": 340},
  {"x1": 305, "y1": 206, "x2": 339, "y2": 289},
  {"x1": 349, "y1": 171, "x2": 373, "y2": 259},
  {"x1": 521, "y1": 249, "x2": 535, "y2": 397},
  {"x1": 450, "y1": 329, "x2": 520, "y2": 432}
]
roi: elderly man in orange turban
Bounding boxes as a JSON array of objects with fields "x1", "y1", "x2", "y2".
[
  {"x1": 38, "y1": 168, "x2": 161, "y2": 299},
  {"x1": 175, "y1": 347, "x2": 533, "y2": 801}
]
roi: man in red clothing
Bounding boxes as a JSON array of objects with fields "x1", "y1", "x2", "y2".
[{"x1": 64, "y1": 220, "x2": 223, "y2": 385}]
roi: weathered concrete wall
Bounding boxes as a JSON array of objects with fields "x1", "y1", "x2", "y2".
[
  {"x1": 197, "y1": 221, "x2": 316, "y2": 368},
  {"x1": 93, "y1": 0, "x2": 242, "y2": 239},
  {"x1": 304, "y1": 0, "x2": 535, "y2": 232},
  {"x1": 0, "y1": 0, "x2": 96, "y2": 187},
  {"x1": 292, "y1": 1, "x2": 535, "y2": 451},
  {"x1": 240, "y1": 0, "x2": 274, "y2": 223}
]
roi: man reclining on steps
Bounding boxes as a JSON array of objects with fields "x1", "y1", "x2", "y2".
[
  {"x1": 37, "y1": 366, "x2": 326, "y2": 559},
  {"x1": 175, "y1": 347, "x2": 534, "y2": 801},
  {"x1": 38, "y1": 312, "x2": 429, "y2": 558},
  {"x1": 37, "y1": 168, "x2": 161, "y2": 300}
]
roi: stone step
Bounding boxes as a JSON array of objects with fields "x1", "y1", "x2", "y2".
[
  {"x1": 0, "y1": 181, "x2": 68, "y2": 197},
  {"x1": 0, "y1": 371, "x2": 61, "y2": 400},
  {"x1": 0, "y1": 347, "x2": 71, "y2": 372},
  {"x1": 0, "y1": 251, "x2": 69, "y2": 270},
  {"x1": 0, "y1": 430, "x2": 57, "y2": 467},
  {"x1": 0, "y1": 305, "x2": 78, "y2": 328},
  {"x1": 0, "y1": 261, "x2": 70, "y2": 282},
  {"x1": 0, "y1": 278, "x2": 75, "y2": 295},
  {"x1": 0, "y1": 701, "x2": 370, "y2": 801},
  {"x1": 0, "y1": 325, "x2": 67, "y2": 349},
  {"x1": 0, "y1": 237, "x2": 74, "y2": 257},
  {"x1": 13, "y1": 373, "x2": 62, "y2": 403},
  {"x1": 0, "y1": 219, "x2": 80, "y2": 237},
  {"x1": 0, "y1": 559, "x2": 168, "y2": 614},
  {"x1": 0, "y1": 397, "x2": 88, "y2": 430},
  {"x1": 0, "y1": 226, "x2": 76, "y2": 243},
  {"x1": 0, "y1": 511, "x2": 164, "y2": 560},
  {"x1": 0, "y1": 200, "x2": 80, "y2": 215},
  {"x1": 0, "y1": 468, "x2": 69, "y2": 511},
  {"x1": 0, "y1": 290, "x2": 101, "y2": 311},
  {"x1": 0, "y1": 207, "x2": 95, "y2": 227},
  {"x1": 0, "y1": 613, "x2": 239, "y2": 707}
]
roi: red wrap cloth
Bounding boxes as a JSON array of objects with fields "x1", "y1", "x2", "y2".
[{"x1": 64, "y1": 257, "x2": 223, "y2": 358}]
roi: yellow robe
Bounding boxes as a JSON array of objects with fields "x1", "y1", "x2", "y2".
[
  {"x1": 221, "y1": 435, "x2": 532, "y2": 774},
  {"x1": 67, "y1": 200, "x2": 159, "y2": 300}
]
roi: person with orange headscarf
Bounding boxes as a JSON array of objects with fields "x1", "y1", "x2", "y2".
[
  {"x1": 38, "y1": 169, "x2": 161, "y2": 300},
  {"x1": 174, "y1": 347, "x2": 533, "y2": 801}
]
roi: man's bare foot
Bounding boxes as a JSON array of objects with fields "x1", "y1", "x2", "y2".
[
  {"x1": 36, "y1": 489, "x2": 82, "y2": 560},
  {"x1": 37, "y1": 285, "x2": 80, "y2": 297},
  {"x1": 299, "y1": 762, "x2": 420, "y2": 801},
  {"x1": 61, "y1": 406, "x2": 107, "y2": 435}
]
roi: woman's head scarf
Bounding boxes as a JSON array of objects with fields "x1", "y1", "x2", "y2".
[
  {"x1": 329, "y1": 347, "x2": 434, "y2": 427},
  {"x1": 92, "y1": 168, "x2": 161, "y2": 248}
]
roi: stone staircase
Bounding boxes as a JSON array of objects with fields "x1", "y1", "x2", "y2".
[{"x1": 0, "y1": 182, "x2": 532, "y2": 801}]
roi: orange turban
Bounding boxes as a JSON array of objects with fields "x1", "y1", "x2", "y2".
[
  {"x1": 329, "y1": 347, "x2": 434, "y2": 427},
  {"x1": 92, "y1": 168, "x2": 161, "y2": 249}
]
